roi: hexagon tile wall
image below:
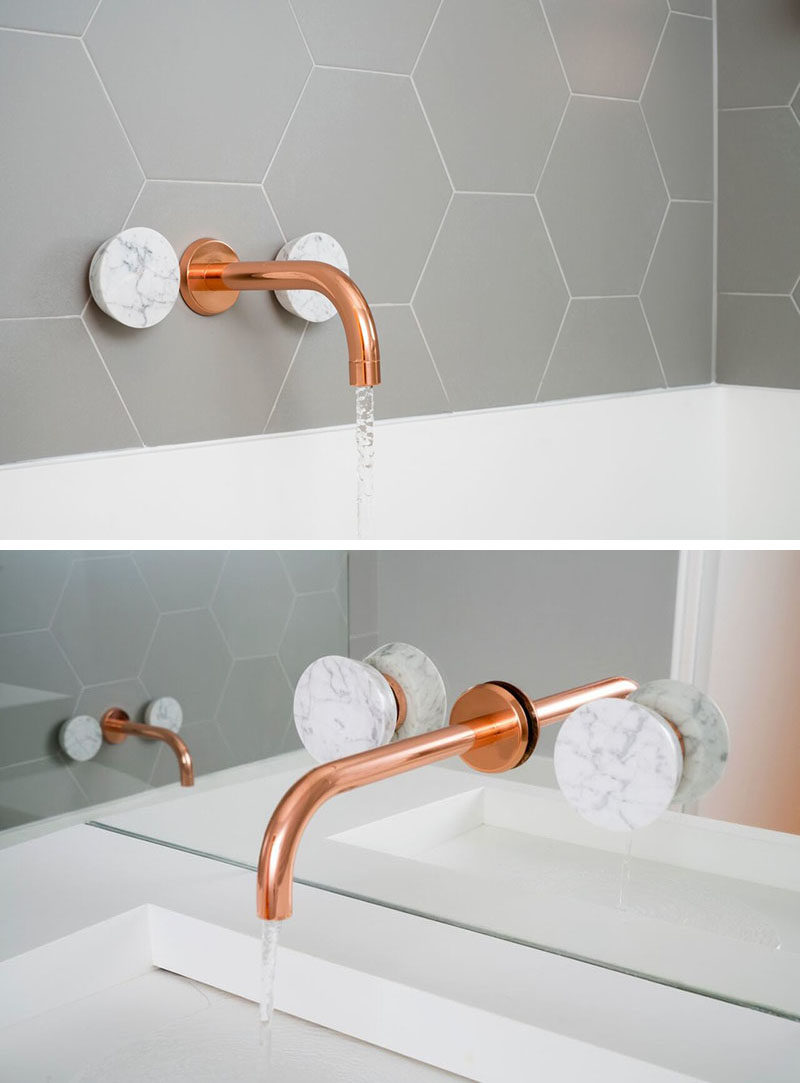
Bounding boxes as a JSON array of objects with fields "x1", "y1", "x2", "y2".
[
  {"x1": 0, "y1": 551, "x2": 347, "y2": 827},
  {"x1": 0, "y1": 0, "x2": 721, "y2": 466}
]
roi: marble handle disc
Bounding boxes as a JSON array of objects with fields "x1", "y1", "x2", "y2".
[
  {"x1": 145, "y1": 696, "x2": 183, "y2": 733},
  {"x1": 294, "y1": 655, "x2": 398, "y2": 763},
  {"x1": 363, "y1": 642, "x2": 446, "y2": 740},
  {"x1": 59, "y1": 714, "x2": 103, "y2": 762},
  {"x1": 554, "y1": 698, "x2": 684, "y2": 831},
  {"x1": 89, "y1": 227, "x2": 180, "y2": 328},
  {"x1": 628, "y1": 679, "x2": 729, "y2": 803},
  {"x1": 274, "y1": 232, "x2": 349, "y2": 323}
]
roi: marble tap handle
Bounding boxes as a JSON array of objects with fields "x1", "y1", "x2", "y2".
[
  {"x1": 293, "y1": 644, "x2": 446, "y2": 764},
  {"x1": 274, "y1": 233, "x2": 349, "y2": 323},
  {"x1": 89, "y1": 227, "x2": 180, "y2": 328},
  {"x1": 59, "y1": 714, "x2": 103, "y2": 762}
]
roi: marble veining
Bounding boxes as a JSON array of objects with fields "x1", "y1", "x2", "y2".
[
  {"x1": 294, "y1": 655, "x2": 396, "y2": 763},
  {"x1": 145, "y1": 695, "x2": 183, "y2": 734},
  {"x1": 59, "y1": 714, "x2": 102, "y2": 762},
  {"x1": 89, "y1": 227, "x2": 179, "y2": 328},
  {"x1": 274, "y1": 232, "x2": 349, "y2": 323},
  {"x1": 364, "y1": 642, "x2": 447, "y2": 740},
  {"x1": 554, "y1": 698, "x2": 683, "y2": 831},
  {"x1": 630, "y1": 679, "x2": 729, "y2": 803}
]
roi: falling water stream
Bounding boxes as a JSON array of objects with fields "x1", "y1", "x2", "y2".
[
  {"x1": 259, "y1": 919, "x2": 280, "y2": 1024},
  {"x1": 355, "y1": 387, "x2": 375, "y2": 539}
]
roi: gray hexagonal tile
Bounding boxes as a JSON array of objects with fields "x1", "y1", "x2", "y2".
[
  {"x1": 0, "y1": 552, "x2": 74, "y2": 634},
  {"x1": 538, "y1": 98, "x2": 668, "y2": 296},
  {"x1": 642, "y1": 14, "x2": 713, "y2": 199},
  {"x1": 150, "y1": 720, "x2": 234, "y2": 786},
  {"x1": 85, "y1": 181, "x2": 301, "y2": 446},
  {"x1": 0, "y1": 31, "x2": 141, "y2": 317},
  {"x1": 280, "y1": 552, "x2": 346, "y2": 595},
  {"x1": 141, "y1": 610, "x2": 231, "y2": 723},
  {"x1": 0, "y1": 1, "x2": 97, "y2": 33},
  {"x1": 717, "y1": 295, "x2": 800, "y2": 389},
  {"x1": 291, "y1": 0, "x2": 438, "y2": 74},
  {"x1": 133, "y1": 551, "x2": 225, "y2": 613},
  {"x1": 86, "y1": 0, "x2": 310, "y2": 181},
  {"x1": 718, "y1": 108, "x2": 800, "y2": 294},
  {"x1": 279, "y1": 591, "x2": 348, "y2": 686},
  {"x1": 0, "y1": 630, "x2": 80, "y2": 699},
  {"x1": 0, "y1": 319, "x2": 141, "y2": 465},
  {"x1": 642, "y1": 203, "x2": 713, "y2": 386},
  {"x1": 69, "y1": 678, "x2": 157, "y2": 792},
  {"x1": 0, "y1": 759, "x2": 88, "y2": 827},
  {"x1": 539, "y1": 298, "x2": 664, "y2": 401},
  {"x1": 265, "y1": 68, "x2": 450, "y2": 302},
  {"x1": 414, "y1": 195, "x2": 567, "y2": 411},
  {"x1": 669, "y1": 1, "x2": 711, "y2": 15},
  {"x1": 415, "y1": 0, "x2": 567, "y2": 192},
  {"x1": 53, "y1": 557, "x2": 158, "y2": 685},
  {"x1": 542, "y1": 0, "x2": 668, "y2": 100},
  {"x1": 212, "y1": 553, "x2": 293, "y2": 659},
  {"x1": 266, "y1": 305, "x2": 449, "y2": 433},
  {"x1": 718, "y1": 0, "x2": 800, "y2": 108},
  {"x1": 217, "y1": 657, "x2": 292, "y2": 764}
]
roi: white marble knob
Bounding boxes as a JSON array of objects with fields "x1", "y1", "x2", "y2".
[
  {"x1": 363, "y1": 642, "x2": 446, "y2": 740},
  {"x1": 59, "y1": 714, "x2": 103, "y2": 762},
  {"x1": 89, "y1": 227, "x2": 180, "y2": 328},
  {"x1": 554, "y1": 698, "x2": 684, "y2": 831},
  {"x1": 294, "y1": 655, "x2": 398, "y2": 763},
  {"x1": 629, "y1": 679, "x2": 729, "y2": 804},
  {"x1": 274, "y1": 232, "x2": 349, "y2": 323},
  {"x1": 144, "y1": 696, "x2": 183, "y2": 733}
]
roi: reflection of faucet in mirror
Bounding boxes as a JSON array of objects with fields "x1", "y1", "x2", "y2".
[
  {"x1": 257, "y1": 656, "x2": 639, "y2": 923},
  {"x1": 59, "y1": 697, "x2": 194, "y2": 787}
]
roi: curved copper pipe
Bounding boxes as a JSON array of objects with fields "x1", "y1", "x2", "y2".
[
  {"x1": 101, "y1": 709, "x2": 194, "y2": 787},
  {"x1": 186, "y1": 254, "x2": 380, "y2": 387},
  {"x1": 256, "y1": 676, "x2": 637, "y2": 921}
]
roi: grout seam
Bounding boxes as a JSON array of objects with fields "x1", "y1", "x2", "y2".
[
  {"x1": 410, "y1": 0, "x2": 444, "y2": 78},
  {"x1": 80, "y1": 38, "x2": 145, "y2": 181}
]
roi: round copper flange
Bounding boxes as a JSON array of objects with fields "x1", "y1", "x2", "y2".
[
  {"x1": 450, "y1": 682, "x2": 531, "y2": 773},
  {"x1": 101, "y1": 707, "x2": 130, "y2": 744},
  {"x1": 179, "y1": 238, "x2": 240, "y2": 316},
  {"x1": 383, "y1": 674, "x2": 408, "y2": 729}
]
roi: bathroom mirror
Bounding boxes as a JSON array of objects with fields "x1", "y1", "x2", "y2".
[{"x1": 0, "y1": 550, "x2": 347, "y2": 832}]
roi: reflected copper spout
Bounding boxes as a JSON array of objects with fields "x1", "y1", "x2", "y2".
[
  {"x1": 179, "y1": 238, "x2": 380, "y2": 387},
  {"x1": 257, "y1": 676, "x2": 636, "y2": 920},
  {"x1": 101, "y1": 708, "x2": 194, "y2": 787}
]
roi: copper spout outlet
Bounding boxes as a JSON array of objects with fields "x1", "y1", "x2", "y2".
[
  {"x1": 256, "y1": 676, "x2": 637, "y2": 921},
  {"x1": 179, "y1": 238, "x2": 380, "y2": 387},
  {"x1": 100, "y1": 708, "x2": 194, "y2": 787}
]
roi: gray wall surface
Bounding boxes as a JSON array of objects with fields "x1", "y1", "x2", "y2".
[
  {"x1": 365, "y1": 551, "x2": 678, "y2": 756},
  {"x1": 0, "y1": 1, "x2": 713, "y2": 466},
  {"x1": 0, "y1": 551, "x2": 347, "y2": 828},
  {"x1": 716, "y1": 0, "x2": 800, "y2": 387}
]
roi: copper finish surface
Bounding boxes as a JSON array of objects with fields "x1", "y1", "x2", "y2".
[
  {"x1": 450, "y1": 683, "x2": 530, "y2": 773},
  {"x1": 383, "y1": 674, "x2": 407, "y2": 729},
  {"x1": 100, "y1": 708, "x2": 194, "y2": 786},
  {"x1": 179, "y1": 238, "x2": 381, "y2": 385}
]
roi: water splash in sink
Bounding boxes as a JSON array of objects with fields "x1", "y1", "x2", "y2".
[{"x1": 355, "y1": 387, "x2": 375, "y2": 539}]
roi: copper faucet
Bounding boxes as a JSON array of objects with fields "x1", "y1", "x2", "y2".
[
  {"x1": 101, "y1": 708, "x2": 194, "y2": 787},
  {"x1": 257, "y1": 676, "x2": 637, "y2": 921},
  {"x1": 179, "y1": 238, "x2": 380, "y2": 387}
]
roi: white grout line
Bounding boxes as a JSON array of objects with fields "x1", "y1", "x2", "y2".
[
  {"x1": 145, "y1": 177, "x2": 263, "y2": 188},
  {"x1": 121, "y1": 178, "x2": 147, "y2": 229},
  {"x1": 261, "y1": 186, "x2": 287, "y2": 244},
  {"x1": 538, "y1": 0, "x2": 572, "y2": 94},
  {"x1": 533, "y1": 95, "x2": 570, "y2": 197},
  {"x1": 453, "y1": 190, "x2": 535, "y2": 198},
  {"x1": 668, "y1": 7, "x2": 713, "y2": 21},
  {"x1": 533, "y1": 192, "x2": 572, "y2": 299},
  {"x1": 639, "y1": 100, "x2": 671, "y2": 195},
  {"x1": 534, "y1": 297, "x2": 571, "y2": 401},
  {"x1": 409, "y1": 189, "x2": 454, "y2": 305},
  {"x1": 410, "y1": 0, "x2": 444, "y2": 78},
  {"x1": 0, "y1": 314, "x2": 79, "y2": 322},
  {"x1": 81, "y1": 0, "x2": 104, "y2": 39},
  {"x1": 409, "y1": 76, "x2": 455, "y2": 191},
  {"x1": 313, "y1": 64, "x2": 409, "y2": 79},
  {"x1": 286, "y1": 0, "x2": 315, "y2": 66},
  {"x1": 718, "y1": 104, "x2": 790, "y2": 112},
  {"x1": 408, "y1": 303, "x2": 453, "y2": 410},
  {"x1": 719, "y1": 291, "x2": 792, "y2": 298},
  {"x1": 639, "y1": 295, "x2": 669, "y2": 386},
  {"x1": 639, "y1": 200, "x2": 671, "y2": 295},
  {"x1": 0, "y1": 25, "x2": 77, "y2": 39},
  {"x1": 261, "y1": 64, "x2": 314, "y2": 187},
  {"x1": 710, "y1": 0, "x2": 719, "y2": 382},
  {"x1": 571, "y1": 92, "x2": 638, "y2": 104},
  {"x1": 639, "y1": 9, "x2": 671, "y2": 103},
  {"x1": 262, "y1": 322, "x2": 308, "y2": 433},
  {"x1": 137, "y1": 612, "x2": 163, "y2": 683},
  {"x1": 80, "y1": 311, "x2": 146, "y2": 447},
  {"x1": 80, "y1": 38, "x2": 145, "y2": 182}
]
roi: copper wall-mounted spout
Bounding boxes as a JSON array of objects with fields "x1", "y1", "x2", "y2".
[
  {"x1": 179, "y1": 238, "x2": 381, "y2": 387},
  {"x1": 101, "y1": 708, "x2": 194, "y2": 787},
  {"x1": 257, "y1": 676, "x2": 637, "y2": 921}
]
